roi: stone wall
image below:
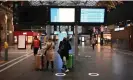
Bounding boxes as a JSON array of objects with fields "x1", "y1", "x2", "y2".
[{"x1": 0, "y1": 7, "x2": 13, "y2": 45}]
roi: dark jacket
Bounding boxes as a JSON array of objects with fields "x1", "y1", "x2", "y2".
[{"x1": 59, "y1": 40, "x2": 71, "y2": 56}]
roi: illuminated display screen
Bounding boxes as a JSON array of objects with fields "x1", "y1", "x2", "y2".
[
  {"x1": 80, "y1": 8, "x2": 105, "y2": 23},
  {"x1": 51, "y1": 8, "x2": 75, "y2": 22}
]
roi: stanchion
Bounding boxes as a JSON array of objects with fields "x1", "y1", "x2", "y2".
[{"x1": 5, "y1": 48, "x2": 8, "y2": 61}]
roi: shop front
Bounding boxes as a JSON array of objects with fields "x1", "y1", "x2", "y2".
[{"x1": 14, "y1": 31, "x2": 40, "y2": 44}]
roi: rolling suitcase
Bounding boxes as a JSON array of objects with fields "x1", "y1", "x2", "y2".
[
  {"x1": 35, "y1": 54, "x2": 46, "y2": 70},
  {"x1": 67, "y1": 54, "x2": 74, "y2": 69}
]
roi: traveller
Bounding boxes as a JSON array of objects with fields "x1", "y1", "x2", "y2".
[
  {"x1": 45, "y1": 37, "x2": 55, "y2": 72},
  {"x1": 44, "y1": 35, "x2": 47, "y2": 45},
  {"x1": 91, "y1": 36, "x2": 96, "y2": 50},
  {"x1": 58, "y1": 37, "x2": 71, "y2": 72},
  {"x1": 31, "y1": 36, "x2": 42, "y2": 56},
  {"x1": 53, "y1": 35, "x2": 56, "y2": 45}
]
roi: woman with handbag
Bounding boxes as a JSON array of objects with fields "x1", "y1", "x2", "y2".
[{"x1": 45, "y1": 37, "x2": 55, "y2": 72}]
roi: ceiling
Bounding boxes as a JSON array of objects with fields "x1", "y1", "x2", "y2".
[
  {"x1": 106, "y1": 1, "x2": 133, "y2": 25},
  {"x1": 28, "y1": 1, "x2": 124, "y2": 12},
  {"x1": 0, "y1": 1, "x2": 13, "y2": 9},
  {"x1": 0, "y1": 1, "x2": 124, "y2": 12}
]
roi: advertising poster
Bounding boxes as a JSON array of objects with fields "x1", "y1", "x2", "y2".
[{"x1": 18, "y1": 35, "x2": 26, "y2": 49}]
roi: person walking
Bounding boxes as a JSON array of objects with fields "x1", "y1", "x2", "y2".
[
  {"x1": 45, "y1": 37, "x2": 55, "y2": 72},
  {"x1": 31, "y1": 36, "x2": 42, "y2": 56},
  {"x1": 58, "y1": 37, "x2": 71, "y2": 72}
]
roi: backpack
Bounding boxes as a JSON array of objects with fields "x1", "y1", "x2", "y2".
[
  {"x1": 57, "y1": 41, "x2": 65, "y2": 54},
  {"x1": 33, "y1": 40, "x2": 40, "y2": 48}
]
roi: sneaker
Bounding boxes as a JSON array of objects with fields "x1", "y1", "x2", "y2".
[
  {"x1": 65, "y1": 69, "x2": 69, "y2": 72},
  {"x1": 61, "y1": 68, "x2": 64, "y2": 71}
]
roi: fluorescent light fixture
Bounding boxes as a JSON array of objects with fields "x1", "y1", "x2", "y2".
[
  {"x1": 68, "y1": 31, "x2": 73, "y2": 34},
  {"x1": 54, "y1": 31, "x2": 59, "y2": 34},
  {"x1": 119, "y1": 27, "x2": 124, "y2": 30},
  {"x1": 127, "y1": 24, "x2": 131, "y2": 26},
  {"x1": 105, "y1": 26, "x2": 107, "y2": 28},
  {"x1": 9, "y1": 31, "x2": 12, "y2": 33},
  {"x1": 114, "y1": 28, "x2": 119, "y2": 31},
  {"x1": 114, "y1": 27, "x2": 124, "y2": 31},
  {"x1": 82, "y1": 37, "x2": 85, "y2": 41},
  {"x1": 23, "y1": 32, "x2": 27, "y2": 35},
  {"x1": 62, "y1": 31, "x2": 67, "y2": 33}
]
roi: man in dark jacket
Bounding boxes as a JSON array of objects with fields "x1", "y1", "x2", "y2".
[
  {"x1": 59, "y1": 37, "x2": 71, "y2": 72},
  {"x1": 31, "y1": 36, "x2": 42, "y2": 56}
]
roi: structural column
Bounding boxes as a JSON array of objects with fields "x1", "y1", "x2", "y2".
[
  {"x1": 100, "y1": 26, "x2": 104, "y2": 46},
  {"x1": 74, "y1": 25, "x2": 78, "y2": 60},
  {"x1": 46, "y1": 25, "x2": 51, "y2": 38},
  {"x1": 7, "y1": 15, "x2": 14, "y2": 45}
]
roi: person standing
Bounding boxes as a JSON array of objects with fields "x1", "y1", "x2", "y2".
[
  {"x1": 31, "y1": 36, "x2": 42, "y2": 56},
  {"x1": 44, "y1": 35, "x2": 47, "y2": 45},
  {"x1": 45, "y1": 37, "x2": 55, "y2": 72},
  {"x1": 59, "y1": 37, "x2": 71, "y2": 72},
  {"x1": 91, "y1": 37, "x2": 96, "y2": 50},
  {"x1": 53, "y1": 35, "x2": 56, "y2": 45}
]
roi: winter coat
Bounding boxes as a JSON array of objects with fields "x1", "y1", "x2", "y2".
[{"x1": 45, "y1": 41, "x2": 55, "y2": 61}]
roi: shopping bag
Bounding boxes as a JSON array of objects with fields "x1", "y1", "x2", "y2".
[{"x1": 63, "y1": 56, "x2": 67, "y2": 65}]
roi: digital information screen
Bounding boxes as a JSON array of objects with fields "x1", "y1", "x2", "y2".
[
  {"x1": 51, "y1": 8, "x2": 75, "y2": 22},
  {"x1": 80, "y1": 8, "x2": 105, "y2": 23}
]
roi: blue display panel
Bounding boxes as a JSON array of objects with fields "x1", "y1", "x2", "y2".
[
  {"x1": 80, "y1": 8, "x2": 105, "y2": 23},
  {"x1": 50, "y1": 8, "x2": 75, "y2": 22}
]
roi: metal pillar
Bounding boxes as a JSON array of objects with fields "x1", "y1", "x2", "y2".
[
  {"x1": 5, "y1": 22, "x2": 7, "y2": 42},
  {"x1": 5, "y1": 48, "x2": 8, "y2": 61},
  {"x1": 5, "y1": 14, "x2": 8, "y2": 61},
  {"x1": 74, "y1": 25, "x2": 78, "y2": 60},
  {"x1": 46, "y1": 25, "x2": 51, "y2": 38}
]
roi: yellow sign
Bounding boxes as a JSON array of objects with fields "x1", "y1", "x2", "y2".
[{"x1": 4, "y1": 42, "x2": 8, "y2": 48}]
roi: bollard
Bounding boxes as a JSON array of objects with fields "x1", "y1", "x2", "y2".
[
  {"x1": 4, "y1": 42, "x2": 8, "y2": 61},
  {"x1": 5, "y1": 48, "x2": 8, "y2": 61}
]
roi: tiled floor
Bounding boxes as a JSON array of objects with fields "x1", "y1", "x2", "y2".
[{"x1": 0, "y1": 44, "x2": 133, "y2": 80}]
